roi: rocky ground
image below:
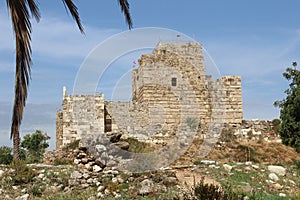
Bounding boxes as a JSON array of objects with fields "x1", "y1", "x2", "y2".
[{"x1": 0, "y1": 136, "x2": 299, "y2": 199}]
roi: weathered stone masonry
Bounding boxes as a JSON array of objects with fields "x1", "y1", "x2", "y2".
[{"x1": 56, "y1": 42, "x2": 243, "y2": 149}]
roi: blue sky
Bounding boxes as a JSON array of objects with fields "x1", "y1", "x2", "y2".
[{"x1": 1, "y1": 0, "x2": 300, "y2": 149}]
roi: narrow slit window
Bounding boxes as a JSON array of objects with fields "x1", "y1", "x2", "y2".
[{"x1": 172, "y1": 77, "x2": 177, "y2": 86}]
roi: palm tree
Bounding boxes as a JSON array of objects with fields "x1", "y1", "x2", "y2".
[{"x1": 6, "y1": 0, "x2": 132, "y2": 160}]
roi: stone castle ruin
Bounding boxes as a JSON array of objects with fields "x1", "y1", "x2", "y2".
[{"x1": 56, "y1": 42, "x2": 243, "y2": 149}]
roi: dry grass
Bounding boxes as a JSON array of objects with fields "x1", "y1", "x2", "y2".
[{"x1": 173, "y1": 138, "x2": 300, "y2": 165}]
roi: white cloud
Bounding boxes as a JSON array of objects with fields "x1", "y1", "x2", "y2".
[
  {"x1": 31, "y1": 18, "x2": 120, "y2": 60},
  {"x1": 0, "y1": 12, "x2": 120, "y2": 62},
  {"x1": 0, "y1": 101, "x2": 58, "y2": 149}
]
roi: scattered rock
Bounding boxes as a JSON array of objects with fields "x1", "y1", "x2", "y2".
[
  {"x1": 268, "y1": 165, "x2": 286, "y2": 176},
  {"x1": 251, "y1": 164, "x2": 259, "y2": 169},
  {"x1": 97, "y1": 192, "x2": 104, "y2": 198},
  {"x1": 93, "y1": 165, "x2": 102, "y2": 173},
  {"x1": 94, "y1": 159, "x2": 106, "y2": 168},
  {"x1": 200, "y1": 160, "x2": 216, "y2": 165},
  {"x1": 16, "y1": 194, "x2": 30, "y2": 200},
  {"x1": 268, "y1": 173, "x2": 279, "y2": 182},
  {"x1": 162, "y1": 176, "x2": 178, "y2": 187},
  {"x1": 272, "y1": 183, "x2": 283, "y2": 190},
  {"x1": 95, "y1": 145, "x2": 107, "y2": 152},
  {"x1": 38, "y1": 173, "x2": 45, "y2": 179},
  {"x1": 70, "y1": 171, "x2": 82, "y2": 179},
  {"x1": 81, "y1": 158, "x2": 89, "y2": 164},
  {"x1": 139, "y1": 179, "x2": 154, "y2": 195},
  {"x1": 245, "y1": 161, "x2": 252, "y2": 165},
  {"x1": 223, "y1": 164, "x2": 233, "y2": 172},
  {"x1": 74, "y1": 159, "x2": 81, "y2": 165},
  {"x1": 289, "y1": 180, "x2": 296, "y2": 185},
  {"x1": 0, "y1": 170, "x2": 4, "y2": 178},
  {"x1": 114, "y1": 141, "x2": 130, "y2": 150},
  {"x1": 279, "y1": 193, "x2": 286, "y2": 197},
  {"x1": 244, "y1": 166, "x2": 251, "y2": 171},
  {"x1": 97, "y1": 186, "x2": 105, "y2": 192}
]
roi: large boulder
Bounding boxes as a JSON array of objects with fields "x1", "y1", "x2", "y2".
[
  {"x1": 114, "y1": 141, "x2": 130, "y2": 150},
  {"x1": 268, "y1": 165, "x2": 286, "y2": 176}
]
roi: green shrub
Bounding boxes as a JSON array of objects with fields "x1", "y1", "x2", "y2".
[
  {"x1": 53, "y1": 158, "x2": 72, "y2": 166},
  {"x1": 220, "y1": 128, "x2": 236, "y2": 143},
  {"x1": 21, "y1": 130, "x2": 50, "y2": 163},
  {"x1": 174, "y1": 177, "x2": 245, "y2": 200},
  {"x1": 9, "y1": 160, "x2": 36, "y2": 184},
  {"x1": 0, "y1": 146, "x2": 13, "y2": 165},
  {"x1": 28, "y1": 184, "x2": 44, "y2": 197},
  {"x1": 63, "y1": 139, "x2": 80, "y2": 150},
  {"x1": 124, "y1": 138, "x2": 154, "y2": 153},
  {"x1": 272, "y1": 118, "x2": 281, "y2": 134},
  {"x1": 185, "y1": 117, "x2": 199, "y2": 131}
]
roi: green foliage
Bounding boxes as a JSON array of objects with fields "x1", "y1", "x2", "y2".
[
  {"x1": 274, "y1": 64, "x2": 300, "y2": 152},
  {"x1": 9, "y1": 160, "x2": 36, "y2": 184},
  {"x1": 220, "y1": 128, "x2": 236, "y2": 143},
  {"x1": 124, "y1": 138, "x2": 154, "y2": 153},
  {"x1": 21, "y1": 130, "x2": 50, "y2": 163},
  {"x1": 63, "y1": 139, "x2": 80, "y2": 150},
  {"x1": 272, "y1": 118, "x2": 281, "y2": 134},
  {"x1": 0, "y1": 146, "x2": 13, "y2": 165},
  {"x1": 28, "y1": 184, "x2": 44, "y2": 197},
  {"x1": 53, "y1": 158, "x2": 72, "y2": 166},
  {"x1": 174, "y1": 177, "x2": 245, "y2": 200},
  {"x1": 185, "y1": 117, "x2": 199, "y2": 131}
]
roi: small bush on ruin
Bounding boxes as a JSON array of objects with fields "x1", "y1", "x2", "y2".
[
  {"x1": 9, "y1": 160, "x2": 36, "y2": 184},
  {"x1": 63, "y1": 139, "x2": 80, "y2": 151},
  {"x1": 53, "y1": 158, "x2": 72, "y2": 166}
]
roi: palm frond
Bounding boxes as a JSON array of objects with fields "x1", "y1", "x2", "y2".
[
  {"x1": 6, "y1": 0, "x2": 33, "y2": 139},
  {"x1": 62, "y1": 0, "x2": 84, "y2": 33},
  {"x1": 26, "y1": 0, "x2": 41, "y2": 22},
  {"x1": 118, "y1": 0, "x2": 132, "y2": 29}
]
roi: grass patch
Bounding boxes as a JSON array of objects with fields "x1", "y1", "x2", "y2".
[
  {"x1": 53, "y1": 158, "x2": 72, "y2": 166},
  {"x1": 9, "y1": 160, "x2": 36, "y2": 184},
  {"x1": 124, "y1": 138, "x2": 154, "y2": 153}
]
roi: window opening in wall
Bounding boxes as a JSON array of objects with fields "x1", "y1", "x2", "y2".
[{"x1": 172, "y1": 77, "x2": 177, "y2": 86}]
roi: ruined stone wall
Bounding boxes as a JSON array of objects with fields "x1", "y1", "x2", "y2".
[
  {"x1": 58, "y1": 94, "x2": 105, "y2": 148},
  {"x1": 207, "y1": 76, "x2": 243, "y2": 125},
  {"x1": 153, "y1": 42, "x2": 205, "y2": 75},
  {"x1": 56, "y1": 42, "x2": 244, "y2": 148},
  {"x1": 222, "y1": 76, "x2": 243, "y2": 124},
  {"x1": 233, "y1": 120, "x2": 280, "y2": 142},
  {"x1": 56, "y1": 110, "x2": 63, "y2": 149},
  {"x1": 104, "y1": 101, "x2": 132, "y2": 133},
  {"x1": 132, "y1": 43, "x2": 211, "y2": 131}
]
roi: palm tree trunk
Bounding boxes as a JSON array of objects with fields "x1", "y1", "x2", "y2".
[{"x1": 13, "y1": 129, "x2": 20, "y2": 160}]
